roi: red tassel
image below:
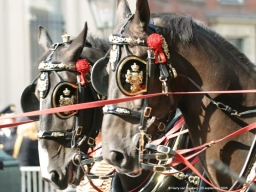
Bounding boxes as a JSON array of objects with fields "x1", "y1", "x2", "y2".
[
  {"x1": 75, "y1": 59, "x2": 90, "y2": 85},
  {"x1": 147, "y1": 33, "x2": 166, "y2": 64}
]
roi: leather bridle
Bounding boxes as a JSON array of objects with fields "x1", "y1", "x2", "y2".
[
  {"x1": 21, "y1": 42, "x2": 102, "y2": 165},
  {"x1": 92, "y1": 13, "x2": 256, "y2": 191},
  {"x1": 97, "y1": 14, "x2": 181, "y2": 181}
]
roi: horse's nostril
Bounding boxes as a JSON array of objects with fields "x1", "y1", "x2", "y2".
[
  {"x1": 50, "y1": 171, "x2": 59, "y2": 182},
  {"x1": 109, "y1": 151, "x2": 126, "y2": 166}
]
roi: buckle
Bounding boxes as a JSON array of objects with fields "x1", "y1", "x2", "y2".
[
  {"x1": 156, "y1": 153, "x2": 168, "y2": 161},
  {"x1": 75, "y1": 126, "x2": 83, "y2": 136},
  {"x1": 51, "y1": 43, "x2": 59, "y2": 50},
  {"x1": 153, "y1": 165, "x2": 166, "y2": 172},
  {"x1": 157, "y1": 145, "x2": 170, "y2": 154},
  {"x1": 87, "y1": 137, "x2": 95, "y2": 146},
  {"x1": 144, "y1": 107, "x2": 152, "y2": 117},
  {"x1": 157, "y1": 122, "x2": 166, "y2": 132}
]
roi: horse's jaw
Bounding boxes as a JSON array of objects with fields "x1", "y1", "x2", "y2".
[
  {"x1": 38, "y1": 144, "x2": 83, "y2": 189},
  {"x1": 45, "y1": 161, "x2": 84, "y2": 190}
]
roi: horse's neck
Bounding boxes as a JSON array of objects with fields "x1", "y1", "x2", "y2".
[
  {"x1": 153, "y1": 15, "x2": 256, "y2": 187},
  {"x1": 176, "y1": 40, "x2": 256, "y2": 106}
]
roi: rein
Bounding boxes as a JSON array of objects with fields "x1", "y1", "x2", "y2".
[
  {"x1": 2, "y1": 90, "x2": 256, "y2": 191},
  {"x1": 3, "y1": 34, "x2": 256, "y2": 190},
  {"x1": 1, "y1": 90, "x2": 256, "y2": 125},
  {"x1": 177, "y1": 74, "x2": 256, "y2": 117}
]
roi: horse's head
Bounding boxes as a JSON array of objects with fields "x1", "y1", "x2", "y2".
[
  {"x1": 95, "y1": 0, "x2": 256, "y2": 189},
  {"x1": 21, "y1": 23, "x2": 106, "y2": 189},
  {"x1": 94, "y1": 0, "x2": 184, "y2": 175}
]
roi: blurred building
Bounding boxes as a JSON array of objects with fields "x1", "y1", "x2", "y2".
[
  {"x1": 148, "y1": 0, "x2": 256, "y2": 63},
  {"x1": 0, "y1": 0, "x2": 99, "y2": 113},
  {"x1": 0, "y1": 0, "x2": 256, "y2": 113}
]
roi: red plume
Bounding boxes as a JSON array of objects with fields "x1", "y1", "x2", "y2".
[
  {"x1": 75, "y1": 59, "x2": 90, "y2": 85},
  {"x1": 147, "y1": 33, "x2": 166, "y2": 64}
]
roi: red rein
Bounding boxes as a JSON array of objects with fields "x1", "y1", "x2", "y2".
[{"x1": 1, "y1": 90, "x2": 256, "y2": 191}]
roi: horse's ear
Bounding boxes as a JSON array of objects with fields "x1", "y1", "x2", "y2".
[
  {"x1": 64, "y1": 22, "x2": 88, "y2": 62},
  {"x1": 132, "y1": 0, "x2": 150, "y2": 33},
  {"x1": 116, "y1": 0, "x2": 131, "y2": 23},
  {"x1": 38, "y1": 26, "x2": 53, "y2": 52}
]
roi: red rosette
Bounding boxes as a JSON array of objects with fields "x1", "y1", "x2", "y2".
[
  {"x1": 75, "y1": 59, "x2": 90, "y2": 85},
  {"x1": 147, "y1": 33, "x2": 166, "y2": 64}
]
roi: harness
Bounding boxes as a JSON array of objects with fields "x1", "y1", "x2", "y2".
[
  {"x1": 90, "y1": 13, "x2": 256, "y2": 192},
  {"x1": 91, "y1": 14, "x2": 197, "y2": 191},
  {"x1": 21, "y1": 41, "x2": 102, "y2": 167}
]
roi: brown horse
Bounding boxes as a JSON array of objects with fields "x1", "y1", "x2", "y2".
[
  {"x1": 21, "y1": 23, "x2": 109, "y2": 190},
  {"x1": 96, "y1": 0, "x2": 256, "y2": 190}
]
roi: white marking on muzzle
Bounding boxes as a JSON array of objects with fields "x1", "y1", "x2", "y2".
[{"x1": 38, "y1": 142, "x2": 51, "y2": 180}]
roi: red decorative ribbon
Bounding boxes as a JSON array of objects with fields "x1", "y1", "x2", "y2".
[
  {"x1": 147, "y1": 33, "x2": 166, "y2": 64},
  {"x1": 75, "y1": 59, "x2": 90, "y2": 85}
]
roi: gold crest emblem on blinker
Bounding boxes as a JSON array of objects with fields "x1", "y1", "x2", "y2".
[
  {"x1": 52, "y1": 82, "x2": 78, "y2": 119},
  {"x1": 116, "y1": 56, "x2": 148, "y2": 96},
  {"x1": 125, "y1": 63, "x2": 143, "y2": 93},
  {"x1": 59, "y1": 88, "x2": 76, "y2": 114}
]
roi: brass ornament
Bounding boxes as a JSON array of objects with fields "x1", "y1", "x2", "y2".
[
  {"x1": 125, "y1": 63, "x2": 144, "y2": 93},
  {"x1": 51, "y1": 132, "x2": 65, "y2": 137},
  {"x1": 109, "y1": 34, "x2": 145, "y2": 45},
  {"x1": 38, "y1": 73, "x2": 49, "y2": 98},
  {"x1": 110, "y1": 45, "x2": 119, "y2": 71},
  {"x1": 59, "y1": 88, "x2": 76, "y2": 115},
  {"x1": 61, "y1": 31, "x2": 71, "y2": 44},
  {"x1": 116, "y1": 56, "x2": 148, "y2": 96},
  {"x1": 115, "y1": 108, "x2": 131, "y2": 115},
  {"x1": 161, "y1": 36, "x2": 170, "y2": 60},
  {"x1": 52, "y1": 82, "x2": 78, "y2": 119},
  {"x1": 38, "y1": 62, "x2": 75, "y2": 70}
]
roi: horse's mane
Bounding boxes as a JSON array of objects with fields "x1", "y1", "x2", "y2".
[{"x1": 152, "y1": 12, "x2": 255, "y2": 70}]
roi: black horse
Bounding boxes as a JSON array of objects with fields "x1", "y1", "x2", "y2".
[
  {"x1": 92, "y1": 0, "x2": 256, "y2": 191},
  {"x1": 21, "y1": 22, "x2": 109, "y2": 190}
]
